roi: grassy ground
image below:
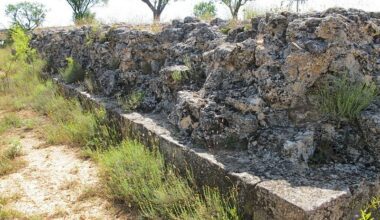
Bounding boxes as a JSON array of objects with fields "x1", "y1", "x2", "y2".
[{"x1": 0, "y1": 27, "x2": 240, "y2": 219}]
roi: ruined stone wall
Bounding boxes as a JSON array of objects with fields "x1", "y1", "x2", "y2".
[{"x1": 31, "y1": 8, "x2": 380, "y2": 168}]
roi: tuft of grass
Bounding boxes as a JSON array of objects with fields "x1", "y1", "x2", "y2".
[
  {"x1": 0, "y1": 144, "x2": 26, "y2": 177},
  {"x1": 117, "y1": 91, "x2": 144, "y2": 112},
  {"x1": 316, "y1": 75, "x2": 378, "y2": 120},
  {"x1": 60, "y1": 57, "x2": 85, "y2": 84},
  {"x1": 0, "y1": 113, "x2": 22, "y2": 134},
  {"x1": 171, "y1": 70, "x2": 184, "y2": 82},
  {"x1": 219, "y1": 20, "x2": 240, "y2": 35},
  {"x1": 98, "y1": 140, "x2": 239, "y2": 220},
  {"x1": 4, "y1": 138, "x2": 23, "y2": 159}
]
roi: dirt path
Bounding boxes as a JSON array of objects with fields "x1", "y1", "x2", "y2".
[{"x1": 0, "y1": 110, "x2": 129, "y2": 219}]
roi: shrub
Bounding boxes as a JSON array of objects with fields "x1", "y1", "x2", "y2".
[
  {"x1": 60, "y1": 57, "x2": 85, "y2": 83},
  {"x1": 316, "y1": 75, "x2": 378, "y2": 120},
  {"x1": 9, "y1": 26, "x2": 36, "y2": 62},
  {"x1": 194, "y1": 2, "x2": 217, "y2": 21}
]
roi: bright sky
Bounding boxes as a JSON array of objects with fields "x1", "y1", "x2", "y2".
[{"x1": 0, "y1": 0, "x2": 379, "y2": 28}]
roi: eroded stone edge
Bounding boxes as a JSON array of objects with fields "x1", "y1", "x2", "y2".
[{"x1": 54, "y1": 78, "x2": 371, "y2": 220}]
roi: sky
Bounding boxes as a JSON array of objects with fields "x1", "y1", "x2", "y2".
[{"x1": 0, "y1": 0, "x2": 379, "y2": 28}]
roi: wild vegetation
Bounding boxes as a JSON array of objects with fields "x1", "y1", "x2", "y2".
[
  {"x1": 0, "y1": 25, "x2": 241, "y2": 220},
  {"x1": 316, "y1": 75, "x2": 378, "y2": 121},
  {"x1": 5, "y1": 1, "x2": 47, "y2": 31},
  {"x1": 194, "y1": 1, "x2": 217, "y2": 21}
]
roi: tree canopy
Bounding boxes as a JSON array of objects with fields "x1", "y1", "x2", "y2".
[
  {"x1": 194, "y1": 1, "x2": 217, "y2": 20},
  {"x1": 5, "y1": 2, "x2": 47, "y2": 31},
  {"x1": 65, "y1": 0, "x2": 108, "y2": 22}
]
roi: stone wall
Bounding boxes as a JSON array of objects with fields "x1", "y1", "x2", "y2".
[{"x1": 31, "y1": 8, "x2": 380, "y2": 167}]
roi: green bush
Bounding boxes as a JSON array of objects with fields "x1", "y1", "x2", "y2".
[
  {"x1": 60, "y1": 57, "x2": 85, "y2": 83},
  {"x1": 317, "y1": 76, "x2": 378, "y2": 120},
  {"x1": 194, "y1": 2, "x2": 216, "y2": 21}
]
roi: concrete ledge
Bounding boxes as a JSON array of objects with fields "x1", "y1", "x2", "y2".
[{"x1": 54, "y1": 78, "x2": 379, "y2": 220}]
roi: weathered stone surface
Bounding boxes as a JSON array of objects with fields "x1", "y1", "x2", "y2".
[{"x1": 31, "y1": 8, "x2": 380, "y2": 219}]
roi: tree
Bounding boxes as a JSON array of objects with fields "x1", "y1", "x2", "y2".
[
  {"x1": 217, "y1": 0, "x2": 253, "y2": 20},
  {"x1": 141, "y1": 0, "x2": 170, "y2": 22},
  {"x1": 5, "y1": 2, "x2": 47, "y2": 31},
  {"x1": 194, "y1": 2, "x2": 216, "y2": 20},
  {"x1": 65, "y1": 0, "x2": 108, "y2": 22}
]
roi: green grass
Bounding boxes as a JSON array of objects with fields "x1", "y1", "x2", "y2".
[
  {"x1": 98, "y1": 140, "x2": 239, "y2": 220},
  {"x1": 0, "y1": 113, "x2": 22, "y2": 134},
  {"x1": 117, "y1": 91, "x2": 144, "y2": 112},
  {"x1": 317, "y1": 75, "x2": 378, "y2": 120},
  {"x1": 0, "y1": 140, "x2": 25, "y2": 176},
  {"x1": 0, "y1": 195, "x2": 30, "y2": 219},
  {"x1": 60, "y1": 57, "x2": 85, "y2": 84},
  {"x1": 171, "y1": 70, "x2": 184, "y2": 82},
  {"x1": 0, "y1": 27, "x2": 241, "y2": 219}
]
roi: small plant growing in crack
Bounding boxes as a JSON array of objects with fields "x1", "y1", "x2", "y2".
[
  {"x1": 316, "y1": 75, "x2": 378, "y2": 121},
  {"x1": 117, "y1": 91, "x2": 144, "y2": 112},
  {"x1": 60, "y1": 57, "x2": 85, "y2": 84}
]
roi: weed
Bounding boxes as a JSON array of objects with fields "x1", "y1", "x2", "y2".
[
  {"x1": 60, "y1": 57, "x2": 84, "y2": 83},
  {"x1": 316, "y1": 75, "x2": 378, "y2": 120},
  {"x1": 359, "y1": 196, "x2": 380, "y2": 220},
  {"x1": 171, "y1": 70, "x2": 184, "y2": 82},
  {"x1": 117, "y1": 91, "x2": 144, "y2": 112},
  {"x1": 0, "y1": 113, "x2": 22, "y2": 134},
  {"x1": 220, "y1": 20, "x2": 237, "y2": 34},
  {"x1": 4, "y1": 138, "x2": 23, "y2": 159},
  {"x1": 99, "y1": 140, "x2": 239, "y2": 219}
]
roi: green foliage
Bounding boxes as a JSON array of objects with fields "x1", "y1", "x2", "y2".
[
  {"x1": 65, "y1": 0, "x2": 108, "y2": 22},
  {"x1": 98, "y1": 140, "x2": 240, "y2": 220},
  {"x1": 359, "y1": 196, "x2": 380, "y2": 220},
  {"x1": 0, "y1": 31, "x2": 97, "y2": 148},
  {"x1": 9, "y1": 26, "x2": 36, "y2": 62},
  {"x1": 5, "y1": 2, "x2": 47, "y2": 31},
  {"x1": 0, "y1": 113, "x2": 22, "y2": 135},
  {"x1": 4, "y1": 139, "x2": 23, "y2": 160},
  {"x1": 60, "y1": 57, "x2": 85, "y2": 83},
  {"x1": 118, "y1": 91, "x2": 144, "y2": 112},
  {"x1": 194, "y1": 2, "x2": 217, "y2": 20},
  {"x1": 171, "y1": 70, "x2": 184, "y2": 82},
  {"x1": 75, "y1": 11, "x2": 97, "y2": 26},
  {"x1": 0, "y1": 29, "x2": 240, "y2": 220},
  {"x1": 316, "y1": 76, "x2": 378, "y2": 120},
  {"x1": 0, "y1": 140, "x2": 26, "y2": 176}
]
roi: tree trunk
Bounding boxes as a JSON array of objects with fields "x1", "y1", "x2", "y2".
[
  {"x1": 153, "y1": 11, "x2": 161, "y2": 23},
  {"x1": 232, "y1": 6, "x2": 240, "y2": 20}
]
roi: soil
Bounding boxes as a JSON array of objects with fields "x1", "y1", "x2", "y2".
[{"x1": 0, "y1": 109, "x2": 131, "y2": 219}]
